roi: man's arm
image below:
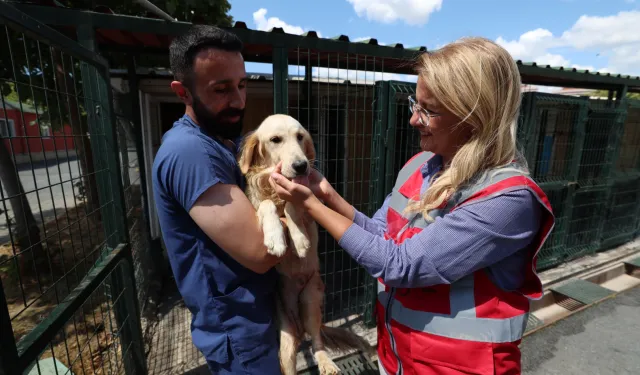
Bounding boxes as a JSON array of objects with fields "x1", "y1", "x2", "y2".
[{"x1": 189, "y1": 182, "x2": 284, "y2": 274}]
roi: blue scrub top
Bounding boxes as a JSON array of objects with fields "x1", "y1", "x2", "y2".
[{"x1": 152, "y1": 114, "x2": 280, "y2": 373}]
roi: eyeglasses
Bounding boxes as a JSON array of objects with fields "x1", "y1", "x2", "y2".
[{"x1": 408, "y1": 95, "x2": 440, "y2": 127}]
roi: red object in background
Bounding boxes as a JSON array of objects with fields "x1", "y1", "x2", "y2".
[{"x1": 1, "y1": 101, "x2": 75, "y2": 157}]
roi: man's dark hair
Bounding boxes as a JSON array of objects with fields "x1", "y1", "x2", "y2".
[{"x1": 169, "y1": 25, "x2": 243, "y2": 89}]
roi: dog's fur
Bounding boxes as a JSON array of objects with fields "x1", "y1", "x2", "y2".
[{"x1": 238, "y1": 114, "x2": 372, "y2": 375}]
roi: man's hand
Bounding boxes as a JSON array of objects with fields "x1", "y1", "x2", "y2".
[{"x1": 189, "y1": 183, "x2": 287, "y2": 274}]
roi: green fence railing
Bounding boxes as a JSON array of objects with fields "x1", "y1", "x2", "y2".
[{"x1": 0, "y1": 3, "x2": 146, "y2": 375}]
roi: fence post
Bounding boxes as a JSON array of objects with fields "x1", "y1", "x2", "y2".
[
  {"x1": 76, "y1": 24, "x2": 147, "y2": 375},
  {"x1": 567, "y1": 101, "x2": 589, "y2": 183},
  {"x1": 273, "y1": 46, "x2": 289, "y2": 114},
  {"x1": 364, "y1": 81, "x2": 390, "y2": 327},
  {"x1": 0, "y1": 279, "x2": 19, "y2": 375}
]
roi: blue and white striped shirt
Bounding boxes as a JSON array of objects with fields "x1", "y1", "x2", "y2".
[{"x1": 339, "y1": 155, "x2": 543, "y2": 291}]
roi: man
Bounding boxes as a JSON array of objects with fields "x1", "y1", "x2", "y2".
[{"x1": 152, "y1": 25, "x2": 285, "y2": 374}]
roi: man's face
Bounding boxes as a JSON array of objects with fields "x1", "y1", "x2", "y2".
[{"x1": 184, "y1": 48, "x2": 247, "y2": 140}]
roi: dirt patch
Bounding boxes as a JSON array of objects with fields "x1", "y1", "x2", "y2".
[{"x1": 0, "y1": 202, "x2": 130, "y2": 375}]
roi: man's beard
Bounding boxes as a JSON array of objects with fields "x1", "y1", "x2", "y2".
[{"x1": 192, "y1": 94, "x2": 244, "y2": 140}]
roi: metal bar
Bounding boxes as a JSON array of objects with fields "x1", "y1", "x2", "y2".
[
  {"x1": 384, "y1": 83, "x2": 399, "y2": 195},
  {"x1": 568, "y1": 101, "x2": 590, "y2": 183},
  {"x1": 120, "y1": 251, "x2": 148, "y2": 374},
  {"x1": 13, "y1": 4, "x2": 427, "y2": 61},
  {"x1": 273, "y1": 46, "x2": 288, "y2": 114},
  {"x1": 616, "y1": 85, "x2": 628, "y2": 108},
  {"x1": 14, "y1": 3, "x2": 640, "y2": 89},
  {"x1": 0, "y1": 2, "x2": 108, "y2": 68},
  {"x1": 96, "y1": 66, "x2": 129, "y2": 244},
  {"x1": 0, "y1": 277, "x2": 20, "y2": 375},
  {"x1": 133, "y1": 0, "x2": 175, "y2": 22},
  {"x1": 15, "y1": 244, "x2": 128, "y2": 371}
]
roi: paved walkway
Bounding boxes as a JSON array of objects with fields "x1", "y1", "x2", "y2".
[
  {"x1": 145, "y1": 272, "x2": 640, "y2": 374},
  {"x1": 521, "y1": 285, "x2": 640, "y2": 375}
]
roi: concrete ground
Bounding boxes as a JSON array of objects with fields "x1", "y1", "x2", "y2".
[
  {"x1": 144, "y1": 244, "x2": 640, "y2": 375},
  {"x1": 521, "y1": 285, "x2": 640, "y2": 375},
  {"x1": 0, "y1": 151, "x2": 139, "y2": 243}
]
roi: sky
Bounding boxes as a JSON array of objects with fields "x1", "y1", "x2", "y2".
[{"x1": 229, "y1": 0, "x2": 640, "y2": 82}]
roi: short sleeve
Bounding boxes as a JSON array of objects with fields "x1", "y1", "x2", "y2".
[{"x1": 154, "y1": 134, "x2": 237, "y2": 212}]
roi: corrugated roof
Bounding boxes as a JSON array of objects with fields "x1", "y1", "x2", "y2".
[
  {"x1": 8, "y1": 3, "x2": 640, "y2": 90},
  {"x1": 516, "y1": 61, "x2": 640, "y2": 81}
]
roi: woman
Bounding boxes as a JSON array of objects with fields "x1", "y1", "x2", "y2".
[{"x1": 269, "y1": 37, "x2": 555, "y2": 375}]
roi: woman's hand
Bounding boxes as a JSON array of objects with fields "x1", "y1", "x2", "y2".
[
  {"x1": 307, "y1": 169, "x2": 335, "y2": 203},
  {"x1": 269, "y1": 162, "x2": 321, "y2": 209}
]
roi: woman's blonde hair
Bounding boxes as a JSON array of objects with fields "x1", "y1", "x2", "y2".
[{"x1": 406, "y1": 36, "x2": 524, "y2": 220}]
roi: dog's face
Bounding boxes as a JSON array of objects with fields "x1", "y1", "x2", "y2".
[{"x1": 239, "y1": 114, "x2": 316, "y2": 179}]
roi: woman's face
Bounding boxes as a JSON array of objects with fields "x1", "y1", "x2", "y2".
[{"x1": 409, "y1": 77, "x2": 472, "y2": 163}]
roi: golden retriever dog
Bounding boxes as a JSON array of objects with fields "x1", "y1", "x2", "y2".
[{"x1": 238, "y1": 114, "x2": 371, "y2": 375}]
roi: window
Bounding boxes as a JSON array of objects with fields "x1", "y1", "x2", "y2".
[{"x1": 0, "y1": 118, "x2": 16, "y2": 138}]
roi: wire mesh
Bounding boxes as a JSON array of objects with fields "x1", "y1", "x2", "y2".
[
  {"x1": 536, "y1": 183, "x2": 572, "y2": 271},
  {"x1": 388, "y1": 82, "x2": 421, "y2": 184},
  {"x1": 0, "y1": 12, "x2": 140, "y2": 375},
  {"x1": 286, "y1": 48, "x2": 414, "y2": 322},
  {"x1": 522, "y1": 93, "x2": 587, "y2": 183},
  {"x1": 615, "y1": 100, "x2": 640, "y2": 175},
  {"x1": 22, "y1": 259, "x2": 135, "y2": 375},
  {"x1": 113, "y1": 94, "x2": 157, "y2": 312},
  {"x1": 601, "y1": 177, "x2": 640, "y2": 249},
  {"x1": 0, "y1": 22, "x2": 118, "y2": 342},
  {"x1": 577, "y1": 99, "x2": 625, "y2": 185},
  {"x1": 565, "y1": 186, "x2": 608, "y2": 260}
]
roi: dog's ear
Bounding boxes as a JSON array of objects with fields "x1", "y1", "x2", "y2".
[
  {"x1": 303, "y1": 133, "x2": 316, "y2": 162},
  {"x1": 238, "y1": 131, "x2": 262, "y2": 174}
]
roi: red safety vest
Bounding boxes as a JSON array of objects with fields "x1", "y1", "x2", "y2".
[{"x1": 377, "y1": 152, "x2": 555, "y2": 375}]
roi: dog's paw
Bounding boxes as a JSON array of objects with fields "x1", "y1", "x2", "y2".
[
  {"x1": 291, "y1": 233, "x2": 311, "y2": 258},
  {"x1": 316, "y1": 352, "x2": 341, "y2": 375},
  {"x1": 264, "y1": 228, "x2": 287, "y2": 257}
]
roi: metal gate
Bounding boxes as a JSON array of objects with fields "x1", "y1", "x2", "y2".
[
  {"x1": 372, "y1": 80, "x2": 420, "y2": 196},
  {"x1": 0, "y1": 4, "x2": 145, "y2": 375}
]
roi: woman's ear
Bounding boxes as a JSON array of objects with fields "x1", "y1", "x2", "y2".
[{"x1": 238, "y1": 131, "x2": 261, "y2": 174}]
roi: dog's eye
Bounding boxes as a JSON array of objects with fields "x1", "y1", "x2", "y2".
[
  {"x1": 270, "y1": 136, "x2": 282, "y2": 144},
  {"x1": 297, "y1": 134, "x2": 304, "y2": 141}
]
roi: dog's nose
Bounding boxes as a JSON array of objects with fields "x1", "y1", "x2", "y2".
[{"x1": 292, "y1": 160, "x2": 308, "y2": 176}]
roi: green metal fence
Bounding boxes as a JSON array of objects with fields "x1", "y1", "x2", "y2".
[
  {"x1": 113, "y1": 92, "x2": 161, "y2": 314},
  {"x1": 577, "y1": 99, "x2": 626, "y2": 186},
  {"x1": 519, "y1": 93, "x2": 588, "y2": 183},
  {"x1": 601, "y1": 176, "x2": 640, "y2": 249},
  {"x1": 282, "y1": 47, "x2": 396, "y2": 324},
  {"x1": 565, "y1": 185, "x2": 609, "y2": 263},
  {"x1": 517, "y1": 92, "x2": 638, "y2": 270},
  {"x1": 536, "y1": 182, "x2": 574, "y2": 270},
  {"x1": 0, "y1": 4, "x2": 145, "y2": 375},
  {"x1": 615, "y1": 99, "x2": 640, "y2": 175}
]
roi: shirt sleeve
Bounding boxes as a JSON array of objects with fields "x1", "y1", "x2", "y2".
[
  {"x1": 351, "y1": 193, "x2": 391, "y2": 237},
  {"x1": 156, "y1": 135, "x2": 237, "y2": 212},
  {"x1": 338, "y1": 189, "x2": 544, "y2": 288}
]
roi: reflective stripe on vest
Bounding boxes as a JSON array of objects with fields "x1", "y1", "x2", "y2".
[
  {"x1": 378, "y1": 153, "x2": 553, "y2": 375},
  {"x1": 378, "y1": 277, "x2": 528, "y2": 343},
  {"x1": 388, "y1": 157, "x2": 529, "y2": 231}
]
